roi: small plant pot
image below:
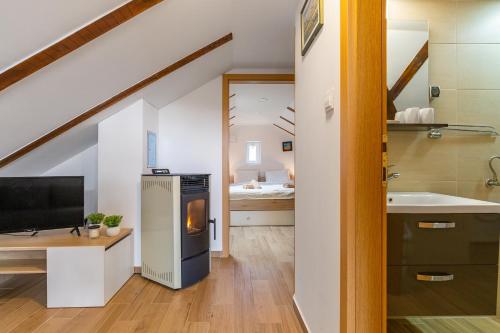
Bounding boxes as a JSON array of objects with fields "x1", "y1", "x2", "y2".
[
  {"x1": 106, "y1": 226, "x2": 120, "y2": 237},
  {"x1": 88, "y1": 225, "x2": 100, "y2": 239}
]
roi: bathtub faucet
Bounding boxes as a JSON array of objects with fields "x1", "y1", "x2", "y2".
[{"x1": 486, "y1": 156, "x2": 500, "y2": 187}]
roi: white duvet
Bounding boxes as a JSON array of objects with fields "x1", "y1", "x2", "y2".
[{"x1": 230, "y1": 184, "x2": 295, "y2": 200}]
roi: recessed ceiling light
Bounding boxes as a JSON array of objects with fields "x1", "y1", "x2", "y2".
[{"x1": 258, "y1": 97, "x2": 269, "y2": 102}]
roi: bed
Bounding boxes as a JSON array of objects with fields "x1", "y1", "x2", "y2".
[
  {"x1": 229, "y1": 169, "x2": 295, "y2": 226},
  {"x1": 229, "y1": 183, "x2": 295, "y2": 211}
]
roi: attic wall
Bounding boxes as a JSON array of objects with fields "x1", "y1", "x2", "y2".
[
  {"x1": 98, "y1": 99, "x2": 159, "y2": 266},
  {"x1": 158, "y1": 77, "x2": 223, "y2": 250},
  {"x1": 229, "y1": 125, "x2": 294, "y2": 180},
  {"x1": 42, "y1": 145, "x2": 98, "y2": 216},
  {"x1": 293, "y1": 0, "x2": 341, "y2": 330}
]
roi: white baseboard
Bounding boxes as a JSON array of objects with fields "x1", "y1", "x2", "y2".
[{"x1": 293, "y1": 295, "x2": 311, "y2": 333}]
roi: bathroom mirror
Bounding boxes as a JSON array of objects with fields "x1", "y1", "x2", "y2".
[{"x1": 387, "y1": 20, "x2": 429, "y2": 115}]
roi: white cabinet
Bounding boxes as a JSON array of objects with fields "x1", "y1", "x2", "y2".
[
  {"x1": 47, "y1": 233, "x2": 133, "y2": 308},
  {"x1": 104, "y1": 232, "x2": 134, "y2": 303}
]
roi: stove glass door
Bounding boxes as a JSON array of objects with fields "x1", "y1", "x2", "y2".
[{"x1": 186, "y1": 199, "x2": 207, "y2": 235}]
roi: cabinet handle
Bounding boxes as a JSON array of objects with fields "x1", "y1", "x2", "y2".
[
  {"x1": 417, "y1": 272, "x2": 454, "y2": 282},
  {"x1": 418, "y1": 222, "x2": 455, "y2": 229}
]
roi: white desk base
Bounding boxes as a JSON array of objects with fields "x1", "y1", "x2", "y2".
[{"x1": 46, "y1": 233, "x2": 133, "y2": 308}]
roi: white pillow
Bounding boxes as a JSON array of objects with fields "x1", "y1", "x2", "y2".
[
  {"x1": 265, "y1": 170, "x2": 290, "y2": 184},
  {"x1": 234, "y1": 170, "x2": 259, "y2": 183}
]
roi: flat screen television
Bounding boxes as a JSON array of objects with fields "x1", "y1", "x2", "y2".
[{"x1": 0, "y1": 176, "x2": 84, "y2": 234}]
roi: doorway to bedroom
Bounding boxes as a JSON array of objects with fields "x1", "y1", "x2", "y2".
[
  {"x1": 222, "y1": 74, "x2": 295, "y2": 266},
  {"x1": 229, "y1": 83, "x2": 295, "y2": 227}
]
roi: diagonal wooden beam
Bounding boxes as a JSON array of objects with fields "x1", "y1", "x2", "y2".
[
  {"x1": 0, "y1": 0, "x2": 164, "y2": 92},
  {"x1": 273, "y1": 123, "x2": 295, "y2": 136},
  {"x1": 286, "y1": 106, "x2": 295, "y2": 113},
  {"x1": 389, "y1": 41, "x2": 428, "y2": 100},
  {"x1": 0, "y1": 33, "x2": 233, "y2": 168},
  {"x1": 387, "y1": 88, "x2": 398, "y2": 120},
  {"x1": 280, "y1": 116, "x2": 295, "y2": 126}
]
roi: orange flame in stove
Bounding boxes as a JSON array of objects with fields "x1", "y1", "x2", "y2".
[{"x1": 187, "y1": 214, "x2": 193, "y2": 232}]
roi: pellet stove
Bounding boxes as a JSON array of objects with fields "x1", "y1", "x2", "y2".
[{"x1": 141, "y1": 174, "x2": 213, "y2": 289}]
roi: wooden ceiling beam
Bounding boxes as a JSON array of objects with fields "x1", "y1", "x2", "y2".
[
  {"x1": 0, "y1": 0, "x2": 164, "y2": 92},
  {"x1": 387, "y1": 41, "x2": 428, "y2": 119},
  {"x1": 387, "y1": 88, "x2": 398, "y2": 120},
  {"x1": 280, "y1": 116, "x2": 295, "y2": 126},
  {"x1": 0, "y1": 33, "x2": 233, "y2": 168},
  {"x1": 389, "y1": 41, "x2": 428, "y2": 100},
  {"x1": 273, "y1": 123, "x2": 295, "y2": 136}
]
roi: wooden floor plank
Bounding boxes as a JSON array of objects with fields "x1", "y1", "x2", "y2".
[
  {"x1": 2, "y1": 298, "x2": 45, "y2": 332},
  {"x1": 8, "y1": 308, "x2": 59, "y2": 333},
  {"x1": 33, "y1": 317, "x2": 72, "y2": 333}
]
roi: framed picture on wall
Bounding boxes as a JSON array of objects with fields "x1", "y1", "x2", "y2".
[
  {"x1": 282, "y1": 141, "x2": 293, "y2": 152},
  {"x1": 300, "y1": 0, "x2": 324, "y2": 56},
  {"x1": 147, "y1": 131, "x2": 157, "y2": 168}
]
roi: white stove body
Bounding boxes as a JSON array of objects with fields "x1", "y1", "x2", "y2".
[{"x1": 141, "y1": 176, "x2": 182, "y2": 289}]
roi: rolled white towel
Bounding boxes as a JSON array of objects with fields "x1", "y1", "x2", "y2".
[
  {"x1": 419, "y1": 108, "x2": 435, "y2": 124},
  {"x1": 404, "y1": 107, "x2": 420, "y2": 124},
  {"x1": 395, "y1": 111, "x2": 405, "y2": 123}
]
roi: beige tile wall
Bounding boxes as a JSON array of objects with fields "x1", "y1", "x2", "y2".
[{"x1": 387, "y1": 0, "x2": 500, "y2": 202}]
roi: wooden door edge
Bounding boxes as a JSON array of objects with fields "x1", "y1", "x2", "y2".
[{"x1": 340, "y1": 0, "x2": 386, "y2": 332}]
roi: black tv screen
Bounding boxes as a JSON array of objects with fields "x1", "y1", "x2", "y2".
[{"x1": 0, "y1": 176, "x2": 84, "y2": 233}]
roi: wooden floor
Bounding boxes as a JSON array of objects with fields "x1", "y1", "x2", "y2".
[
  {"x1": 0, "y1": 226, "x2": 302, "y2": 333},
  {"x1": 388, "y1": 316, "x2": 500, "y2": 333}
]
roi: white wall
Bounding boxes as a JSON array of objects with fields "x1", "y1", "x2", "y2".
[
  {"x1": 42, "y1": 145, "x2": 98, "y2": 216},
  {"x1": 158, "y1": 77, "x2": 223, "y2": 250},
  {"x1": 293, "y1": 0, "x2": 341, "y2": 331},
  {"x1": 229, "y1": 125, "x2": 294, "y2": 179},
  {"x1": 98, "y1": 99, "x2": 158, "y2": 266}
]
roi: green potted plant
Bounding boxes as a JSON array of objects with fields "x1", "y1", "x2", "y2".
[
  {"x1": 103, "y1": 215, "x2": 123, "y2": 237},
  {"x1": 86, "y1": 213, "x2": 105, "y2": 239}
]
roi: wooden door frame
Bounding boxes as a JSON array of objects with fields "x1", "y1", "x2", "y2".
[
  {"x1": 221, "y1": 73, "x2": 295, "y2": 258},
  {"x1": 340, "y1": 0, "x2": 387, "y2": 332}
]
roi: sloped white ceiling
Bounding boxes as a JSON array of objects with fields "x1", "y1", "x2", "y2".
[
  {"x1": 0, "y1": 43, "x2": 233, "y2": 176},
  {"x1": 230, "y1": 84, "x2": 295, "y2": 127},
  {"x1": 0, "y1": 0, "x2": 299, "y2": 173},
  {"x1": 0, "y1": 0, "x2": 232, "y2": 159},
  {"x1": 231, "y1": 0, "x2": 299, "y2": 68},
  {"x1": 0, "y1": 123, "x2": 98, "y2": 177},
  {"x1": 0, "y1": 0, "x2": 127, "y2": 71}
]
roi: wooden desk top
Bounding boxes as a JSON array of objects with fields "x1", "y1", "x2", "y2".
[{"x1": 0, "y1": 228, "x2": 132, "y2": 251}]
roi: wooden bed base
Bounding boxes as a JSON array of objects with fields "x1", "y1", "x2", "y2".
[{"x1": 230, "y1": 199, "x2": 295, "y2": 211}]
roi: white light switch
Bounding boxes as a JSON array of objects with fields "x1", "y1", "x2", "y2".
[{"x1": 324, "y1": 87, "x2": 335, "y2": 114}]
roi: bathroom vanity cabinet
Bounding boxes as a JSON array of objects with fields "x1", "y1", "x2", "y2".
[{"x1": 388, "y1": 213, "x2": 500, "y2": 316}]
